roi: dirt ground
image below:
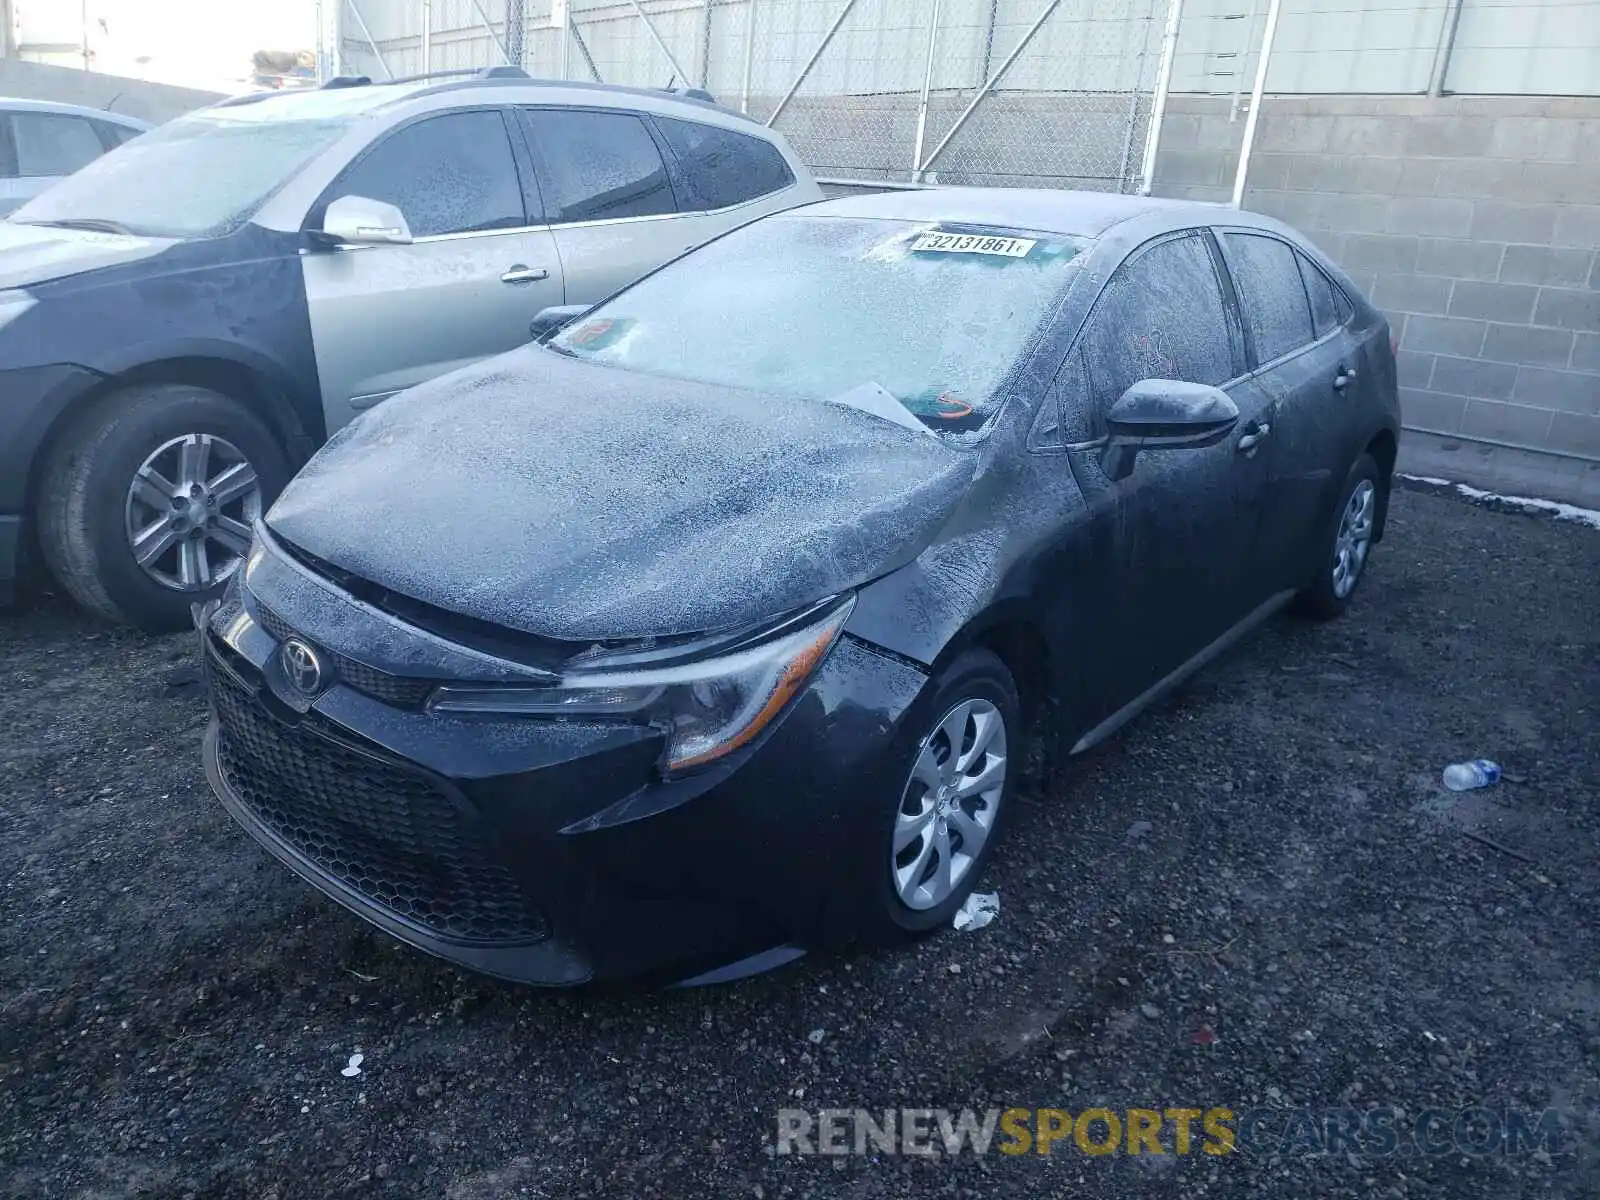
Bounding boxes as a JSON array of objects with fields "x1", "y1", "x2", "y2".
[{"x1": 1, "y1": 484, "x2": 1597, "y2": 1200}]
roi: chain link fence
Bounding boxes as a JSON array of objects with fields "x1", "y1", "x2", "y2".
[{"x1": 339, "y1": 0, "x2": 1177, "y2": 193}]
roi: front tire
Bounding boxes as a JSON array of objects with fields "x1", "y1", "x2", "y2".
[
  {"x1": 862, "y1": 647, "x2": 1021, "y2": 942},
  {"x1": 1294, "y1": 452, "x2": 1380, "y2": 621},
  {"x1": 38, "y1": 383, "x2": 290, "y2": 631}
]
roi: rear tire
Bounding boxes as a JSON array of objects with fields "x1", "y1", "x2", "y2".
[
  {"x1": 860, "y1": 647, "x2": 1021, "y2": 944},
  {"x1": 1294, "y1": 452, "x2": 1380, "y2": 621},
  {"x1": 37, "y1": 384, "x2": 289, "y2": 631}
]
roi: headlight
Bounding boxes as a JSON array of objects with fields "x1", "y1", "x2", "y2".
[{"x1": 428, "y1": 596, "x2": 855, "y2": 774}]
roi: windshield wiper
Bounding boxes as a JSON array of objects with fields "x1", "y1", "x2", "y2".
[{"x1": 17, "y1": 217, "x2": 136, "y2": 236}]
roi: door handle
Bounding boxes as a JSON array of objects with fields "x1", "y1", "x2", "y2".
[
  {"x1": 1333, "y1": 364, "x2": 1358, "y2": 391},
  {"x1": 501, "y1": 265, "x2": 550, "y2": 285},
  {"x1": 1236, "y1": 422, "x2": 1271, "y2": 454}
]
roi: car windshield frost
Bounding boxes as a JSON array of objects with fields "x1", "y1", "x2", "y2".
[
  {"x1": 10, "y1": 106, "x2": 359, "y2": 239},
  {"x1": 550, "y1": 215, "x2": 1086, "y2": 434}
]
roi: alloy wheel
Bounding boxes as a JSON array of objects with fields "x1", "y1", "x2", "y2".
[
  {"x1": 1331, "y1": 478, "x2": 1376, "y2": 600},
  {"x1": 123, "y1": 433, "x2": 261, "y2": 592},
  {"x1": 892, "y1": 697, "x2": 1008, "y2": 911}
]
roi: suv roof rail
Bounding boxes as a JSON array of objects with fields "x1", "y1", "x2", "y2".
[
  {"x1": 664, "y1": 86, "x2": 716, "y2": 104},
  {"x1": 343, "y1": 65, "x2": 532, "y2": 87}
]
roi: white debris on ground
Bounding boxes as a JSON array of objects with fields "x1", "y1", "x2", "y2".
[
  {"x1": 341, "y1": 1052, "x2": 364, "y2": 1078},
  {"x1": 953, "y1": 891, "x2": 1000, "y2": 932},
  {"x1": 1400, "y1": 474, "x2": 1600, "y2": 531}
]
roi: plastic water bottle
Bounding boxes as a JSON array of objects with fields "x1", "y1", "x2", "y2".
[{"x1": 1442, "y1": 759, "x2": 1501, "y2": 792}]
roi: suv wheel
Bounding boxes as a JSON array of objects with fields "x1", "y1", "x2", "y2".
[{"x1": 38, "y1": 383, "x2": 290, "y2": 630}]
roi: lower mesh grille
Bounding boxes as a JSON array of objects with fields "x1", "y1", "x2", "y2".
[{"x1": 206, "y1": 648, "x2": 547, "y2": 944}]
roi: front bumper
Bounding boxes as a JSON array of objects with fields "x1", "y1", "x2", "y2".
[{"x1": 198, "y1": 549, "x2": 929, "y2": 985}]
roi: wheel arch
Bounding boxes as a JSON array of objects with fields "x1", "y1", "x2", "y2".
[
  {"x1": 1364, "y1": 426, "x2": 1398, "y2": 541},
  {"x1": 28, "y1": 351, "x2": 318, "y2": 527},
  {"x1": 927, "y1": 601, "x2": 1053, "y2": 728}
]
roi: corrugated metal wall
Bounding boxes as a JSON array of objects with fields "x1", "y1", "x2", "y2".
[{"x1": 340, "y1": 0, "x2": 1600, "y2": 97}]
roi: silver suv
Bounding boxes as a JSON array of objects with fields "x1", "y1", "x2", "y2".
[{"x1": 0, "y1": 69, "x2": 820, "y2": 628}]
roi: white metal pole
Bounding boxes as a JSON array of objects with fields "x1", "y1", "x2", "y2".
[
  {"x1": 910, "y1": 0, "x2": 943, "y2": 182},
  {"x1": 1230, "y1": 0, "x2": 1280, "y2": 208},
  {"x1": 1427, "y1": 0, "x2": 1464, "y2": 96},
  {"x1": 740, "y1": 0, "x2": 757, "y2": 113},
  {"x1": 559, "y1": 0, "x2": 571, "y2": 78},
  {"x1": 1138, "y1": 0, "x2": 1183, "y2": 195}
]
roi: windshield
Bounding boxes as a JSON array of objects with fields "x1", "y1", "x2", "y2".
[
  {"x1": 550, "y1": 215, "x2": 1085, "y2": 435},
  {"x1": 10, "y1": 105, "x2": 360, "y2": 239}
]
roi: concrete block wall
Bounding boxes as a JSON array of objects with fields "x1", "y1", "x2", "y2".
[
  {"x1": 1152, "y1": 94, "x2": 1600, "y2": 506},
  {"x1": 0, "y1": 60, "x2": 221, "y2": 123}
]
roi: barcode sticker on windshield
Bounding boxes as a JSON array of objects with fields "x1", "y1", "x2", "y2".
[{"x1": 911, "y1": 232, "x2": 1037, "y2": 258}]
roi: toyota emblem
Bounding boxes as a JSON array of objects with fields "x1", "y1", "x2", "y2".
[{"x1": 279, "y1": 637, "x2": 325, "y2": 696}]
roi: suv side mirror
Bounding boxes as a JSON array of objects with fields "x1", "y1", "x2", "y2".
[
  {"x1": 1101, "y1": 379, "x2": 1239, "y2": 481},
  {"x1": 529, "y1": 304, "x2": 589, "y2": 342},
  {"x1": 318, "y1": 195, "x2": 413, "y2": 246}
]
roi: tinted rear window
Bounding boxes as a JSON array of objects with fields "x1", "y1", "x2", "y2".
[
  {"x1": 523, "y1": 108, "x2": 675, "y2": 223},
  {"x1": 1298, "y1": 251, "x2": 1350, "y2": 335},
  {"x1": 655, "y1": 116, "x2": 794, "y2": 210},
  {"x1": 1223, "y1": 232, "x2": 1316, "y2": 365}
]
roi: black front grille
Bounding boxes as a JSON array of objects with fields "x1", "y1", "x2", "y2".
[
  {"x1": 206, "y1": 649, "x2": 547, "y2": 945},
  {"x1": 250, "y1": 601, "x2": 436, "y2": 709}
]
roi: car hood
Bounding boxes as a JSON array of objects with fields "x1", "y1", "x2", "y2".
[
  {"x1": 266, "y1": 349, "x2": 979, "y2": 644},
  {"x1": 0, "y1": 220, "x2": 175, "y2": 288}
]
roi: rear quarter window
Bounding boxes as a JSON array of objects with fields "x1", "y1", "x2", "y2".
[
  {"x1": 1297, "y1": 249, "x2": 1349, "y2": 336},
  {"x1": 654, "y1": 116, "x2": 795, "y2": 210}
]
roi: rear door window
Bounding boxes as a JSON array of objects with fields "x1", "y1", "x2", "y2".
[
  {"x1": 1297, "y1": 251, "x2": 1349, "y2": 335},
  {"x1": 654, "y1": 116, "x2": 794, "y2": 210},
  {"x1": 10, "y1": 113, "x2": 106, "y2": 177},
  {"x1": 1222, "y1": 231, "x2": 1316, "y2": 365},
  {"x1": 1079, "y1": 232, "x2": 1237, "y2": 430},
  {"x1": 522, "y1": 109, "x2": 676, "y2": 223},
  {"x1": 326, "y1": 110, "x2": 525, "y2": 237}
]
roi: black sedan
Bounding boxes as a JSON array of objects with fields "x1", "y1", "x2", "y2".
[{"x1": 198, "y1": 189, "x2": 1400, "y2": 986}]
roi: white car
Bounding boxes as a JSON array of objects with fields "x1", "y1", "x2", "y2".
[{"x1": 0, "y1": 97, "x2": 148, "y2": 215}]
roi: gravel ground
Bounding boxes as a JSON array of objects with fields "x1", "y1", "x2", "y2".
[{"x1": 2, "y1": 485, "x2": 1597, "y2": 1200}]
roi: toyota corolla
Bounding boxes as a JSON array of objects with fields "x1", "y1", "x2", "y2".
[{"x1": 198, "y1": 188, "x2": 1399, "y2": 986}]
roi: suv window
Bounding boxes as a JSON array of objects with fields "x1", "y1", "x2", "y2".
[
  {"x1": 1079, "y1": 233, "x2": 1236, "y2": 430},
  {"x1": 10, "y1": 113, "x2": 105, "y2": 177},
  {"x1": 1297, "y1": 250, "x2": 1348, "y2": 336},
  {"x1": 522, "y1": 109, "x2": 675, "y2": 223},
  {"x1": 1223, "y1": 231, "x2": 1315, "y2": 365},
  {"x1": 654, "y1": 116, "x2": 794, "y2": 210},
  {"x1": 328, "y1": 110, "x2": 524, "y2": 238}
]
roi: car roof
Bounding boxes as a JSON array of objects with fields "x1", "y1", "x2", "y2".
[
  {"x1": 801, "y1": 186, "x2": 1232, "y2": 238},
  {"x1": 0, "y1": 96, "x2": 149, "y2": 127},
  {"x1": 213, "y1": 73, "x2": 753, "y2": 127}
]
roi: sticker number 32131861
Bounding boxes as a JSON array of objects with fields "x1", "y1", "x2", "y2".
[{"x1": 910, "y1": 232, "x2": 1037, "y2": 258}]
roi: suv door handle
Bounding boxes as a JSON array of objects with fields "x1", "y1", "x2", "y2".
[
  {"x1": 501, "y1": 265, "x2": 550, "y2": 284},
  {"x1": 1236, "y1": 422, "x2": 1271, "y2": 454},
  {"x1": 1333, "y1": 364, "x2": 1358, "y2": 390}
]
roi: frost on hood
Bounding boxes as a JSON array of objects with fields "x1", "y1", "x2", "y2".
[{"x1": 267, "y1": 349, "x2": 978, "y2": 643}]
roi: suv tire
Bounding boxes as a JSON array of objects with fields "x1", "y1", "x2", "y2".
[{"x1": 38, "y1": 383, "x2": 289, "y2": 631}]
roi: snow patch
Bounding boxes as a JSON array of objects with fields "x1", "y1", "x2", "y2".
[{"x1": 1400, "y1": 474, "x2": 1600, "y2": 531}]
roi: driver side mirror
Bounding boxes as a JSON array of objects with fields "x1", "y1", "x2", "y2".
[
  {"x1": 1100, "y1": 379, "x2": 1240, "y2": 482},
  {"x1": 317, "y1": 194, "x2": 413, "y2": 246},
  {"x1": 529, "y1": 304, "x2": 590, "y2": 342}
]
